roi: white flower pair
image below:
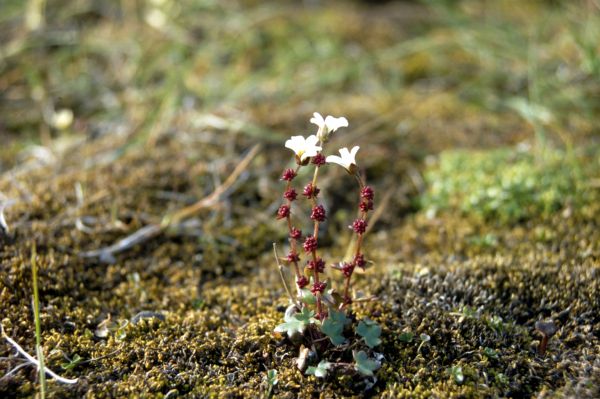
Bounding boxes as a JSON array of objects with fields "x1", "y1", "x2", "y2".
[{"x1": 285, "y1": 112, "x2": 359, "y2": 173}]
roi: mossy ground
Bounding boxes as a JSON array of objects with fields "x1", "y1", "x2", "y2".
[{"x1": 1, "y1": 0, "x2": 600, "y2": 398}]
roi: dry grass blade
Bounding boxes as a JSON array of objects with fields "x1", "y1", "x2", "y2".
[
  {"x1": 80, "y1": 144, "x2": 262, "y2": 261},
  {"x1": 164, "y1": 144, "x2": 262, "y2": 226}
]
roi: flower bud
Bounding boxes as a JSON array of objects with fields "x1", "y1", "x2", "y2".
[
  {"x1": 311, "y1": 281, "x2": 327, "y2": 294},
  {"x1": 361, "y1": 186, "x2": 374, "y2": 201},
  {"x1": 302, "y1": 183, "x2": 320, "y2": 199},
  {"x1": 290, "y1": 227, "x2": 302, "y2": 240},
  {"x1": 283, "y1": 188, "x2": 297, "y2": 201},
  {"x1": 281, "y1": 168, "x2": 297, "y2": 181},
  {"x1": 350, "y1": 218, "x2": 367, "y2": 234},
  {"x1": 296, "y1": 275, "x2": 309, "y2": 288},
  {"x1": 312, "y1": 153, "x2": 326, "y2": 166},
  {"x1": 276, "y1": 205, "x2": 290, "y2": 219},
  {"x1": 307, "y1": 257, "x2": 325, "y2": 273},
  {"x1": 310, "y1": 205, "x2": 327, "y2": 222},
  {"x1": 285, "y1": 252, "x2": 300, "y2": 263},
  {"x1": 303, "y1": 236, "x2": 318, "y2": 253}
]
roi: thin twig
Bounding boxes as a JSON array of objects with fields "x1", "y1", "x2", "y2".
[
  {"x1": 0, "y1": 361, "x2": 30, "y2": 381},
  {"x1": 80, "y1": 144, "x2": 262, "y2": 261},
  {"x1": 0, "y1": 325, "x2": 78, "y2": 384},
  {"x1": 164, "y1": 144, "x2": 262, "y2": 226},
  {"x1": 273, "y1": 243, "x2": 299, "y2": 307}
]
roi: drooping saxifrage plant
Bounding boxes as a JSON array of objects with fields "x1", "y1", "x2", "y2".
[{"x1": 273, "y1": 113, "x2": 382, "y2": 380}]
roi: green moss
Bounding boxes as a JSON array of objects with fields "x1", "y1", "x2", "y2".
[{"x1": 421, "y1": 146, "x2": 598, "y2": 223}]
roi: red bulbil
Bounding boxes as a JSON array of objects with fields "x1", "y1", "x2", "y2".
[
  {"x1": 354, "y1": 253, "x2": 366, "y2": 269},
  {"x1": 283, "y1": 188, "x2": 297, "y2": 201},
  {"x1": 312, "y1": 153, "x2": 326, "y2": 166},
  {"x1": 307, "y1": 257, "x2": 325, "y2": 273},
  {"x1": 311, "y1": 281, "x2": 327, "y2": 294},
  {"x1": 302, "y1": 183, "x2": 320, "y2": 199},
  {"x1": 296, "y1": 275, "x2": 309, "y2": 288},
  {"x1": 303, "y1": 236, "x2": 318, "y2": 253},
  {"x1": 276, "y1": 205, "x2": 290, "y2": 219},
  {"x1": 341, "y1": 262, "x2": 354, "y2": 277},
  {"x1": 351, "y1": 218, "x2": 367, "y2": 234},
  {"x1": 310, "y1": 205, "x2": 327, "y2": 222},
  {"x1": 285, "y1": 252, "x2": 300, "y2": 263},
  {"x1": 281, "y1": 168, "x2": 297, "y2": 181},
  {"x1": 359, "y1": 200, "x2": 374, "y2": 213},
  {"x1": 290, "y1": 227, "x2": 302, "y2": 240},
  {"x1": 361, "y1": 186, "x2": 375, "y2": 201}
]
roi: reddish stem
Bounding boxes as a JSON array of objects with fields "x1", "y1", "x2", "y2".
[
  {"x1": 309, "y1": 164, "x2": 324, "y2": 316},
  {"x1": 341, "y1": 173, "x2": 370, "y2": 308},
  {"x1": 284, "y1": 165, "x2": 302, "y2": 283}
]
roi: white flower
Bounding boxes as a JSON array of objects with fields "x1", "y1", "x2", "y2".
[
  {"x1": 326, "y1": 146, "x2": 360, "y2": 174},
  {"x1": 285, "y1": 135, "x2": 322, "y2": 162},
  {"x1": 51, "y1": 108, "x2": 74, "y2": 130},
  {"x1": 310, "y1": 112, "x2": 349, "y2": 141}
]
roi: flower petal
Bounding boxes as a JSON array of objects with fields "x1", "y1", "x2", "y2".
[
  {"x1": 310, "y1": 112, "x2": 325, "y2": 128},
  {"x1": 326, "y1": 155, "x2": 344, "y2": 166},
  {"x1": 306, "y1": 134, "x2": 319, "y2": 146},
  {"x1": 285, "y1": 136, "x2": 303, "y2": 153},
  {"x1": 324, "y1": 115, "x2": 349, "y2": 132}
]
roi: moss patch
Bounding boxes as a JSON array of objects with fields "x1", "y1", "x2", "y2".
[{"x1": 420, "y1": 146, "x2": 599, "y2": 223}]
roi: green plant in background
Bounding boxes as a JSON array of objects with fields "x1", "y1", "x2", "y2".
[
  {"x1": 421, "y1": 145, "x2": 598, "y2": 223},
  {"x1": 273, "y1": 113, "x2": 381, "y2": 380}
]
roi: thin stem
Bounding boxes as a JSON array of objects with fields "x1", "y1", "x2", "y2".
[
  {"x1": 309, "y1": 140, "x2": 324, "y2": 315},
  {"x1": 273, "y1": 243, "x2": 299, "y2": 305},
  {"x1": 311, "y1": 164, "x2": 321, "y2": 239},
  {"x1": 284, "y1": 165, "x2": 303, "y2": 282},
  {"x1": 354, "y1": 172, "x2": 365, "y2": 189},
  {"x1": 341, "y1": 171, "x2": 370, "y2": 309},
  {"x1": 31, "y1": 244, "x2": 46, "y2": 398},
  {"x1": 311, "y1": 250, "x2": 323, "y2": 316}
]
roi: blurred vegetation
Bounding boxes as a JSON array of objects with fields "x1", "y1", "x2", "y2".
[
  {"x1": 1, "y1": 0, "x2": 599, "y2": 398},
  {"x1": 1, "y1": 0, "x2": 598, "y2": 154},
  {"x1": 421, "y1": 145, "x2": 599, "y2": 223}
]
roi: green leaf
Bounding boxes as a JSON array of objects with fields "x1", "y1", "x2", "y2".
[
  {"x1": 274, "y1": 307, "x2": 316, "y2": 337},
  {"x1": 353, "y1": 350, "x2": 379, "y2": 377},
  {"x1": 398, "y1": 331, "x2": 414, "y2": 343},
  {"x1": 356, "y1": 318, "x2": 381, "y2": 348},
  {"x1": 266, "y1": 369, "x2": 278, "y2": 386},
  {"x1": 487, "y1": 315, "x2": 504, "y2": 333},
  {"x1": 483, "y1": 347, "x2": 498, "y2": 360},
  {"x1": 305, "y1": 360, "x2": 331, "y2": 378},
  {"x1": 320, "y1": 309, "x2": 349, "y2": 346},
  {"x1": 61, "y1": 354, "x2": 82, "y2": 371},
  {"x1": 299, "y1": 289, "x2": 316, "y2": 305}
]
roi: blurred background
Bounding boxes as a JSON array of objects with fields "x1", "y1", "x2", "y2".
[{"x1": 1, "y1": 0, "x2": 599, "y2": 258}]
